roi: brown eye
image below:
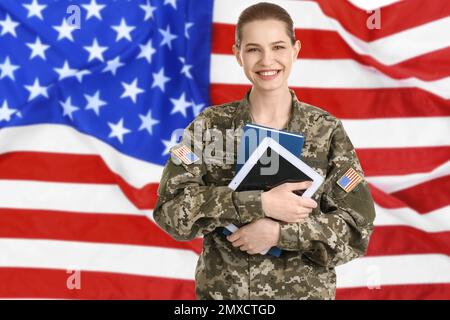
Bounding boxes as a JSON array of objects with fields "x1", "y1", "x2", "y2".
[
  {"x1": 247, "y1": 48, "x2": 258, "y2": 52},
  {"x1": 274, "y1": 45, "x2": 285, "y2": 50}
]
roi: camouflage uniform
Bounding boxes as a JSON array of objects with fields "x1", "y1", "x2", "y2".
[{"x1": 153, "y1": 88, "x2": 376, "y2": 300}]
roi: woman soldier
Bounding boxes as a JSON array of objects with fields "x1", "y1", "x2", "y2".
[{"x1": 154, "y1": 2, "x2": 376, "y2": 300}]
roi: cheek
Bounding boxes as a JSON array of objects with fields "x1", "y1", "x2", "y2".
[
  {"x1": 241, "y1": 57, "x2": 258, "y2": 74},
  {"x1": 280, "y1": 56, "x2": 294, "y2": 74},
  {"x1": 279, "y1": 54, "x2": 293, "y2": 67},
  {"x1": 242, "y1": 54, "x2": 257, "y2": 66}
]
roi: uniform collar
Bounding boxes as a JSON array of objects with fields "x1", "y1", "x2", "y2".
[{"x1": 232, "y1": 87, "x2": 305, "y2": 133}]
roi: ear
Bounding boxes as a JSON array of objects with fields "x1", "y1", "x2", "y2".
[
  {"x1": 232, "y1": 44, "x2": 243, "y2": 67},
  {"x1": 293, "y1": 40, "x2": 301, "y2": 60}
]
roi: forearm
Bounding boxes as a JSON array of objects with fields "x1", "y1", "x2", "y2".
[
  {"x1": 277, "y1": 190, "x2": 375, "y2": 267},
  {"x1": 154, "y1": 186, "x2": 265, "y2": 241}
]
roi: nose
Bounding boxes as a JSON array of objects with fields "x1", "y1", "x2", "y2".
[{"x1": 259, "y1": 49, "x2": 275, "y2": 66}]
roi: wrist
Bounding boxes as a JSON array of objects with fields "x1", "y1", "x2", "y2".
[
  {"x1": 270, "y1": 220, "x2": 281, "y2": 247},
  {"x1": 261, "y1": 192, "x2": 272, "y2": 218},
  {"x1": 275, "y1": 222, "x2": 281, "y2": 246}
]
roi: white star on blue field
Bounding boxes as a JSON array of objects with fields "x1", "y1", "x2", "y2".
[{"x1": 0, "y1": 0, "x2": 213, "y2": 164}]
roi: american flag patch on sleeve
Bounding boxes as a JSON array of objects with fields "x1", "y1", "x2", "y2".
[
  {"x1": 171, "y1": 145, "x2": 200, "y2": 165},
  {"x1": 336, "y1": 167, "x2": 363, "y2": 193}
]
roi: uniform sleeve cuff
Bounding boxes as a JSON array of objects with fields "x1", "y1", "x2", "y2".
[
  {"x1": 277, "y1": 222, "x2": 300, "y2": 250},
  {"x1": 232, "y1": 190, "x2": 265, "y2": 224}
]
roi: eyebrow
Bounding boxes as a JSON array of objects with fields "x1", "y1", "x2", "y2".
[{"x1": 244, "y1": 41, "x2": 286, "y2": 47}]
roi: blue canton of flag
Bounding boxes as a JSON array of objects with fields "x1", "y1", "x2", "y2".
[
  {"x1": 0, "y1": 0, "x2": 213, "y2": 165},
  {"x1": 186, "y1": 152, "x2": 197, "y2": 162}
]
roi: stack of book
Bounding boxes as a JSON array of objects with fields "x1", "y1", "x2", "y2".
[{"x1": 224, "y1": 124, "x2": 324, "y2": 257}]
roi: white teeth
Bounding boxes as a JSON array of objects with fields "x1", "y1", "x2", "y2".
[{"x1": 259, "y1": 70, "x2": 278, "y2": 76}]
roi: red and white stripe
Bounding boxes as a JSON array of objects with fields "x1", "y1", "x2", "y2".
[
  {"x1": 211, "y1": 0, "x2": 450, "y2": 300},
  {"x1": 0, "y1": 0, "x2": 449, "y2": 300}
]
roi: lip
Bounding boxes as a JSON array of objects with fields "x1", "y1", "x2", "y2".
[
  {"x1": 256, "y1": 69, "x2": 281, "y2": 73},
  {"x1": 255, "y1": 69, "x2": 281, "y2": 81}
]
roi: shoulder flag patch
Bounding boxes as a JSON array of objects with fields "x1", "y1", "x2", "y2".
[
  {"x1": 172, "y1": 145, "x2": 200, "y2": 165},
  {"x1": 336, "y1": 167, "x2": 363, "y2": 193}
]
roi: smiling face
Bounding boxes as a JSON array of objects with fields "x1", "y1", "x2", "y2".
[{"x1": 233, "y1": 19, "x2": 300, "y2": 92}]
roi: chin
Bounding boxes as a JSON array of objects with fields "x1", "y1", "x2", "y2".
[{"x1": 252, "y1": 81, "x2": 284, "y2": 92}]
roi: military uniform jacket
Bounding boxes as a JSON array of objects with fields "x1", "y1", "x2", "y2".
[{"x1": 153, "y1": 89, "x2": 376, "y2": 300}]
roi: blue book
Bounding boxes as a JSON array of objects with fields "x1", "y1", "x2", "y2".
[
  {"x1": 236, "y1": 123, "x2": 305, "y2": 173},
  {"x1": 224, "y1": 124, "x2": 305, "y2": 258}
]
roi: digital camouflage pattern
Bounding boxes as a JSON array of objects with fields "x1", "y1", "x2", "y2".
[{"x1": 153, "y1": 88, "x2": 376, "y2": 300}]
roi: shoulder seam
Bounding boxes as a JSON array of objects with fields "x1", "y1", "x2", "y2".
[{"x1": 300, "y1": 100, "x2": 342, "y2": 122}]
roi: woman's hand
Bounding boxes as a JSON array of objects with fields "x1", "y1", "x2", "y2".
[
  {"x1": 261, "y1": 181, "x2": 318, "y2": 223},
  {"x1": 227, "y1": 218, "x2": 280, "y2": 255}
]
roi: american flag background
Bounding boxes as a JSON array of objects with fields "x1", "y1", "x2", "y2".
[{"x1": 0, "y1": 0, "x2": 449, "y2": 300}]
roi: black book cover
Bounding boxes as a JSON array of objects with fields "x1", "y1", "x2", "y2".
[{"x1": 235, "y1": 147, "x2": 312, "y2": 195}]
